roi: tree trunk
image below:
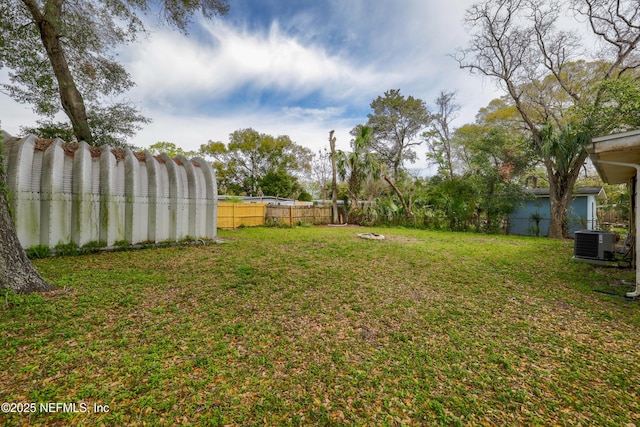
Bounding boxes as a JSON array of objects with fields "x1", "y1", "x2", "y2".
[
  {"x1": 546, "y1": 150, "x2": 588, "y2": 239},
  {"x1": 547, "y1": 193, "x2": 567, "y2": 239},
  {"x1": 329, "y1": 131, "x2": 339, "y2": 224},
  {"x1": 548, "y1": 181, "x2": 578, "y2": 239},
  {"x1": 0, "y1": 139, "x2": 55, "y2": 294},
  {"x1": 347, "y1": 172, "x2": 360, "y2": 213},
  {"x1": 392, "y1": 156, "x2": 402, "y2": 182},
  {"x1": 22, "y1": 0, "x2": 93, "y2": 144},
  {"x1": 383, "y1": 175, "x2": 414, "y2": 220},
  {"x1": 545, "y1": 165, "x2": 568, "y2": 238}
]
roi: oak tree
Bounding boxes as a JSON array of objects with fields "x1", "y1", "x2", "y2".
[
  {"x1": 0, "y1": 0, "x2": 229, "y2": 145},
  {"x1": 0, "y1": 0, "x2": 229, "y2": 293},
  {"x1": 424, "y1": 90, "x2": 461, "y2": 180},
  {"x1": 456, "y1": 0, "x2": 640, "y2": 238},
  {"x1": 200, "y1": 128, "x2": 313, "y2": 198},
  {"x1": 366, "y1": 89, "x2": 431, "y2": 180},
  {"x1": 0, "y1": 132, "x2": 52, "y2": 293}
]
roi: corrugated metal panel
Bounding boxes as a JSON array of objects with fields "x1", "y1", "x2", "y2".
[
  {"x1": 178, "y1": 167, "x2": 188, "y2": 199},
  {"x1": 49, "y1": 148, "x2": 65, "y2": 193},
  {"x1": 194, "y1": 168, "x2": 206, "y2": 199},
  {"x1": 133, "y1": 199, "x2": 148, "y2": 242},
  {"x1": 6, "y1": 135, "x2": 217, "y2": 248},
  {"x1": 30, "y1": 151, "x2": 43, "y2": 192},
  {"x1": 91, "y1": 159, "x2": 100, "y2": 194},
  {"x1": 18, "y1": 148, "x2": 34, "y2": 193},
  {"x1": 155, "y1": 198, "x2": 171, "y2": 241},
  {"x1": 139, "y1": 163, "x2": 148, "y2": 197},
  {"x1": 63, "y1": 156, "x2": 73, "y2": 194},
  {"x1": 114, "y1": 162, "x2": 125, "y2": 196},
  {"x1": 158, "y1": 164, "x2": 170, "y2": 198}
]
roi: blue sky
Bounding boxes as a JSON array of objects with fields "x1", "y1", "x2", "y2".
[{"x1": 1, "y1": 0, "x2": 501, "y2": 174}]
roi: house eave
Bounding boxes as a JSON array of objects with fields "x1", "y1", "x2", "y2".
[
  {"x1": 525, "y1": 186, "x2": 607, "y2": 200},
  {"x1": 587, "y1": 129, "x2": 640, "y2": 184}
]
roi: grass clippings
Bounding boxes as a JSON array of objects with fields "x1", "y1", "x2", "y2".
[{"x1": 1, "y1": 227, "x2": 639, "y2": 426}]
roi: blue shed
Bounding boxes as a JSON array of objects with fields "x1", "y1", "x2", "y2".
[{"x1": 508, "y1": 187, "x2": 607, "y2": 237}]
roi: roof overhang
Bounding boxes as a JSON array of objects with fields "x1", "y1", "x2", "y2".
[
  {"x1": 586, "y1": 129, "x2": 640, "y2": 298},
  {"x1": 587, "y1": 129, "x2": 640, "y2": 184},
  {"x1": 590, "y1": 187, "x2": 608, "y2": 200},
  {"x1": 526, "y1": 187, "x2": 607, "y2": 200}
]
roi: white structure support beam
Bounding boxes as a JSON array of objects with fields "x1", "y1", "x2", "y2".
[{"x1": 592, "y1": 160, "x2": 640, "y2": 298}]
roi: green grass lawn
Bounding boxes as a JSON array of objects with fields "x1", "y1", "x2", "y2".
[{"x1": 1, "y1": 226, "x2": 639, "y2": 426}]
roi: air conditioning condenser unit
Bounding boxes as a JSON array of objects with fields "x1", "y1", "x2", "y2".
[{"x1": 574, "y1": 230, "x2": 615, "y2": 263}]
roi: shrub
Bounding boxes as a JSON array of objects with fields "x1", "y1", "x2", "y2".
[
  {"x1": 114, "y1": 240, "x2": 130, "y2": 248},
  {"x1": 264, "y1": 219, "x2": 293, "y2": 228},
  {"x1": 83, "y1": 241, "x2": 106, "y2": 250},
  {"x1": 54, "y1": 242, "x2": 79, "y2": 257},
  {"x1": 26, "y1": 245, "x2": 50, "y2": 259},
  {"x1": 298, "y1": 191, "x2": 313, "y2": 202}
]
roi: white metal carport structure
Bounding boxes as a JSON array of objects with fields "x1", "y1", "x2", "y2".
[{"x1": 586, "y1": 129, "x2": 640, "y2": 298}]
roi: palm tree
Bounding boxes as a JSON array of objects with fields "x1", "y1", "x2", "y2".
[
  {"x1": 539, "y1": 124, "x2": 590, "y2": 237},
  {"x1": 336, "y1": 125, "x2": 381, "y2": 211}
]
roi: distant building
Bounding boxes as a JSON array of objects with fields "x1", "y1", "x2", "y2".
[
  {"x1": 218, "y1": 195, "x2": 312, "y2": 206},
  {"x1": 508, "y1": 187, "x2": 607, "y2": 237}
]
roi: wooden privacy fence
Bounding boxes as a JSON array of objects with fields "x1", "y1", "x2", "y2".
[
  {"x1": 598, "y1": 208, "x2": 628, "y2": 227},
  {"x1": 266, "y1": 205, "x2": 332, "y2": 226},
  {"x1": 217, "y1": 203, "x2": 333, "y2": 229},
  {"x1": 217, "y1": 202, "x2": 266, "y2": 230}
]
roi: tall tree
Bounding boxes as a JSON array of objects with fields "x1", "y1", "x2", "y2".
[
  {"x1": 457, "y1": 123, "x2": 533, "y2": 231},
  {"x1": 336, "y1": 125, "x2": 381, "y2": 210},
  {"x1": 20, "y1": 106, "x2": 152, "y2": 148},
  {"x1": 200, "y1": 128, "x2": 312, "y2": 198},
  {"x1": 0, "y1": 132, "x2": 53, "y2": 293},
  {"x1": 147, "y1": 141, "x2": 197, "y2": 158},
  {"x1": 366, "y1": 89, "x2": 431, "y2": 180},
  {"x1": 0, "y1": 0, "x2": 229, "y2": 144},
  {"x1": 0, "y1": 0, "x2": 229, "y2": 293},
  {"x1": 259, "y1": 169, "x2": 303, "y2": 199},
  {"x1": 455, "y1": 0, "x2": 640, "y2": 238},
  {"x1": 307, "y1": 148, "x2": 332, "y2": 200},
  {"x1": 424, "y1": 90, "x2": 461, "y2": 180}
]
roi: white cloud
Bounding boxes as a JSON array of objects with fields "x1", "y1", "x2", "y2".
[
  {"x1": 281, "y1": 106, "x2": 346, "y2": 122},
  {"x1": 0, "y1": 0, "x2": 501, "y2": 178},
  {"x1": 124, "y1": 18, "x2": 386, "y2": 111},
  {"x1": 0, "y1": 100, "x2": 38, "y2": 137},
  {"x1": 0, "y1": 69, "x2": 42, "y2": 136},
  {"x1": 131, "y1": 106, "x2": 356, "y2": 154}
]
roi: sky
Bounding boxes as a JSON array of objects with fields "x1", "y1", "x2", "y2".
[{"x1": 0, "y1": 0, "x2": 503, "y2": 175}]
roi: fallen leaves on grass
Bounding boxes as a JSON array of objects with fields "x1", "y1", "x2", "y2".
[{"x1": 1, "y1": 227, "x2": 639, "y2": 426}]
